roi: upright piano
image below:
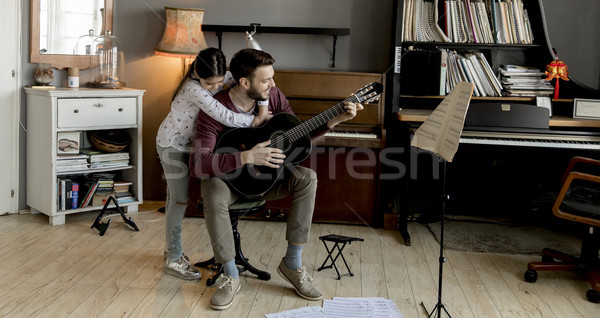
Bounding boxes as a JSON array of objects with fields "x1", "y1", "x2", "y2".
[
  {"x1": 391, "y1": 0, "x2": 600, "y2": 244},
  {"x1": 268, "y1": 69, "x2": 386, "y2": 225}
]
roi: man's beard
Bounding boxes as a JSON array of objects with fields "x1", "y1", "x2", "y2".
[{"x1": 247, "y1": 85, "x2": 269, "y2": 101}]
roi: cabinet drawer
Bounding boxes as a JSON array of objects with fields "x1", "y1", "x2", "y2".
[{"x1": 57, "y1": 98, "x2": 137, "y2": 128}]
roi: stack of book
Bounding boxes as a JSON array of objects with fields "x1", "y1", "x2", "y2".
[
  {"x1": 56, "y1": 154, "x2": 89, "y2": 173},
  {"x1": 499, "y1": 65, "x2": 553, "y2": 97},
  {"x1": 57, "y1": 177, "x2": 80, "y2": 210},
  {"x1": 81, "y1": 149, "x2": 130, "y2": 169},
  {"x1": 113, "y1": 180, "x2": 134, "y2": 204},
  {"x1": 446, "y1": 51, "x2": 503, "y2": 96},
  {"x1": 79, "y1": 177, "x2": 99, "y2": 208},
  {"x1": 91, "y1": 173, "x2": 115, "y2": 206},
  {"x1": 77, "y1": 173, "x2": 118, "y2": 207}
]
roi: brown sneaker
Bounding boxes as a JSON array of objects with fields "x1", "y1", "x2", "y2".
[
  {"x1": 210, "y1": 274, "x2": 241, "y2": 310},
  {"x1": 277, "y1": 258, "x2": 322, "y2": 300}
]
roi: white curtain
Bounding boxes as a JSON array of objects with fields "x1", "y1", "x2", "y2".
[
  {"x1": 46, "y1": 0, "x2": 67, "y2": 53},
  {"x1": 43, "y1": 0, "x2": 103, "y2": 54}
]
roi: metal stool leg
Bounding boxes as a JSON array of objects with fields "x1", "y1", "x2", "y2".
[{"x1": 232, "y1": 224, "x2": 271, "y2": 281}]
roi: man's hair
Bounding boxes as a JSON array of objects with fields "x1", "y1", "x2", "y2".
[{"x1": 229, "y1": 49, "x2": 275, "y2": 84}]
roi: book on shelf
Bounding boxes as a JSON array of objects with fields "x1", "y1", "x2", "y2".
[
  {"x1": 117, "y1": 196, "x2": 135, "y2": 204},
  {"x1": 71, "y1": 182, "x2": 79, "y2": 209},
  {"x1": 80, "y1": 180, "x2": 99, "y2": 208},
  {"x1": 115, "y1": 191, "x2": 134, "y2": 198},
  {"x1": 113, "y1": 180, "x2": 132, "y2": 194},
  {"x1": 56, "y1": 165, "x2": 90, "y2": 173},
  {"x1": 29, "y1": 85, "x2": 56, "y2": 90},
  {"x1": 79, "y1": 148, "x2": 104, "y2": 156},
  {"x1": 57, "y1": 153, "x2": 88, "y2": 160},
  {"x1": 402, "y1": 0, "x2": 533, "y2": 44},
  {"x1": 92, "y1": 191, "x2": 114, "y2": 206},
  {"x1": 57, "y1": 178, "x2": 73, "y2": 210}
]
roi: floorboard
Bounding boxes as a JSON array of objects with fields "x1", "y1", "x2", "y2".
[{"x1": 0, "y1": 207, "x2": 597, "y2": 318}]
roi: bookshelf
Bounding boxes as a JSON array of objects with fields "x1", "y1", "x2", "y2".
[
  {"x1": 391, "y1": 0, "x2": 557, "y2": 113},
  {"x1": 25, "y1": 88, "x2": 145, "y2": 225}
]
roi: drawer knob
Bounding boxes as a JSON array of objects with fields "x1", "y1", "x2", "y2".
[
  {"x1": 93, "y1": 103, "x2": 104, "y2": 108},
  {"x1": 118, "y1": 108, "x2": 123, "y2": 112},
  {"x1": 73, "y1": 109, "x2": 79, "y2": 113}
]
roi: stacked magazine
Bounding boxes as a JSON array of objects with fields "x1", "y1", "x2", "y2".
[
  {"x1": 56, "y1": 154, "x2": 89, "y2": 173},
  {"x1": 499, "y1": 65, "x2": 553, "y2": 97},
  {"x1": 81, "y1": 149, "x2": 130, "y2": 169}
]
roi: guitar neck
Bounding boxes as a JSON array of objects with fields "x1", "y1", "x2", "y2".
[{"x1": 285, "y1": 95, "x2": 360, "y2": 143}]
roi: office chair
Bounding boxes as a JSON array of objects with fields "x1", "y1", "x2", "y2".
[
  {"x1": 191, "y1": 197, "x2": 272, "y2": 286},
  {"x1": 524, "y1": 156, "x2": 600, "y2": 303}
]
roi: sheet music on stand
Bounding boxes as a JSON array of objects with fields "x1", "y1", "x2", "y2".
[{"x1": 410, "y1": 81, "x2": 474, "y2": 161}]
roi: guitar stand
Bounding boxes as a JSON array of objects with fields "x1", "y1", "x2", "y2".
[
  {"x1": 91, "y1": 196, "x2": 139, "y2": 236},
  {"x1": 317, "y1": 234, "x2": 364, "y2": 280}
]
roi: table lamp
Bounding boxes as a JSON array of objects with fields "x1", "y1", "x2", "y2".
[{"x1": 155, "y1": 7, "x2": 208, "y2": 77}]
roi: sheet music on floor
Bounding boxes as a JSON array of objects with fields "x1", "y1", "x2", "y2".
[
  {"x1": 325, "y1": 297, "x2": 402, "y2": 317},
  {"x1": 264, "y1": 297, "x2": 402, "y2": 318},
  {"x1": 264, "y1": 306, "x2": 323, "y2": 318}
]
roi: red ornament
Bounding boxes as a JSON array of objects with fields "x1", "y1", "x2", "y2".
[{"x1": 545, "y1": 59, "x2": 569, "y2": 99}]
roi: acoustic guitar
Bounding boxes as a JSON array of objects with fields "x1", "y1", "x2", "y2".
[{"x1": 214, "y1": 82, "x2": 384, "y2": 196}]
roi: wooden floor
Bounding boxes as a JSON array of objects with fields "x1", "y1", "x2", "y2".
[{"x1": 0, "y1": 205, "x2": 598, "y2": 318}]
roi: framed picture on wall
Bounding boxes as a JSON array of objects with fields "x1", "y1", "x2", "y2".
[{"x1": 573, "y1": 99, "x2": 600, "y2": 119}]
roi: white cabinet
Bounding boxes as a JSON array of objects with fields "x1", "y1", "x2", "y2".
[{"x1": 25, "y1": 88, "x2": 145, "y2": 225}]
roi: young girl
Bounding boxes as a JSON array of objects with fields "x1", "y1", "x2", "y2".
[{"x1": 156, "y1": 47, "x2": 269, "y2": 280}]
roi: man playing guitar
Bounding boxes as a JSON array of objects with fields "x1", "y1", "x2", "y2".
[{"x1": 190, "y1": 48, "x2": 363, "y2": 311}]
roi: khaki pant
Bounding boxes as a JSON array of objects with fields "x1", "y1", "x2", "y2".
[{"x1": 201, "y1": 166, "x2": 317, "y2": 263}]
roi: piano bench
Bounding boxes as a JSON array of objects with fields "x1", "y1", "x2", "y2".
[{"x1": 317, "y1": 234, "x2": 364, "y2": 280}]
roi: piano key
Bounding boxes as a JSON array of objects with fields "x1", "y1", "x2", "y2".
[
  {"x1": 459, "y1": 131, "x2": 600, "y2": 150},
  {"x1": 325, "y1": 131, "x2": 378, "y2": 139}
]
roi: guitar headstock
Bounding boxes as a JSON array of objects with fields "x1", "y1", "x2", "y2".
[{"x1": 353, "y1": 82, "x2": 384, "y2": 104}]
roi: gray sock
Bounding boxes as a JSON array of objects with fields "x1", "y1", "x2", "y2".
[
  {"x1": 222, "y1": 259, "x2": 239, "y2": 279},
  {"x1": 284, "y1": 243, "x2": 303, "y2": 270}
]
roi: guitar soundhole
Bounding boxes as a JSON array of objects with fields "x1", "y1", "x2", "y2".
[{"x1": 270, "y1": 131, "x2": 291, "y2": 152}]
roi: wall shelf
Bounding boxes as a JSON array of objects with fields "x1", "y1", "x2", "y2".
[{"x1": 202, "y1": 24, "x2": 351, "y2": 68}]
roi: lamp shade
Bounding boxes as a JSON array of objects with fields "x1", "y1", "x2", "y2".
[
  {"x1": 246, "y1": 32, "x2": 262, "y2": 50},
  {"x1": 155, "y1": 7, "x2": 208, "y2": 58}
]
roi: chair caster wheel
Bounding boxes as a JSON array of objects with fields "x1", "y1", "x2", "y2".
[
  {"x1": 258, "y1": 272, "x2": 271, "y2": 281},
  {"x1": 524, "y1": 270, "x2": 537, "y2": 283},
  {"x1": 586, "y1": 289, "x2": 600, "y2": 303}
]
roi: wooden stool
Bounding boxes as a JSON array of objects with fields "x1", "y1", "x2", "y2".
[{"x1": 317, "y1": 234, "x2": 364, "y2": 280}]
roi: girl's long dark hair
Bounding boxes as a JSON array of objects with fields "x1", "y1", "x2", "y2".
[{"x1": 171, "y1": 47, "x2": 226, "y2": 102}]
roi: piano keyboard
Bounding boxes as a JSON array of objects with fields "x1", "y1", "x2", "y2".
[
  {"x1": 325, "y1": 131, "x2": 378, "y2": 139},
  {"x1": 460, "y1": 131, "x2": 600, "y2": 150}
]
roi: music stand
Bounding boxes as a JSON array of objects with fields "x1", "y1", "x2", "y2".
[{"x1": 410, "y1": 82, "x2": 474, "y2": 318}]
